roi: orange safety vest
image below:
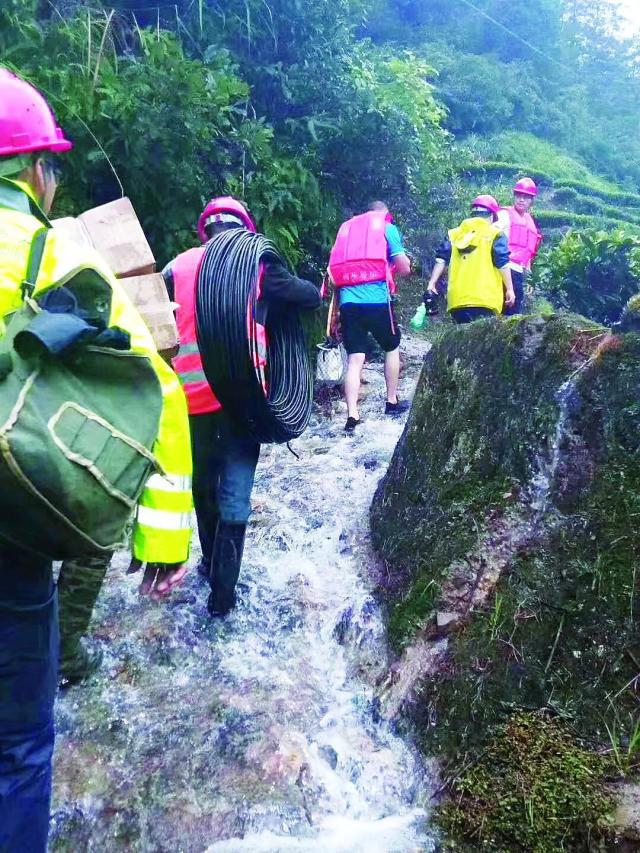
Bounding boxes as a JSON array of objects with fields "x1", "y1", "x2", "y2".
[{"x1": 171, "y1": 246, "x2": 221, "y2": 415}]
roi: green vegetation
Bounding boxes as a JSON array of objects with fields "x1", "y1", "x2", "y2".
[
  {"x1": 555, "y1": 181, "x2": 640, "y2": 210},
  {"x1": 463, "y1": 132, "x2": 614, "y2": 189},
  {"x1": 438, "y1": 713, "x2": 614, "y2": 851},
  {"x1": 535, "y1": 229, "x2": 640, "y2": 324},
  {"x1": 1, "y1": 0, "x2": 450, "y2": 269},
  {"x1": 2, "y1": 0, "x2": 640, "y2": 286}
]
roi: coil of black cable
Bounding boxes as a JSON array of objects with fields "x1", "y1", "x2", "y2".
[{"x1": 195, "y1": 228, "x2": 313, "y2": 444}]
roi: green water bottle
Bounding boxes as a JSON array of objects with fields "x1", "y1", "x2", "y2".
[{"x1": 410, "y1": 303, "x2": 427, "y2": 330}]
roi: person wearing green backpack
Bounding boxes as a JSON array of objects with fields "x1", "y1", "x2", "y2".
[{"x1": 0, "y1": 68, "x2": 194, "y2": 852}]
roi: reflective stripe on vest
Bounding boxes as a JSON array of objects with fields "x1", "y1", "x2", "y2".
[
  {"x1": 505, "y1": 207, "x2": 541, "y2": 269},
  {"x1": 136, "y1": 505, "x2": 192, "y2": 531},
  {"x1": 146, "y1": 473, "x2": 192, "y2": 493},
  {"x1": 447, "y1": 217, "x2": 504, "y2": 315},
  {"x1": 171, "y1": 246, "x2": 221, "y2": 415}
]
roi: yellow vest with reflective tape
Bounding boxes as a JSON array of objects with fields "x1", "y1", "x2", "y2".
[
  {"x1": 0, "y1": 179, "x2": 193, "y2": 564},
  {"x1": 447, "y1": 217, "x2": 504, "y2": 315}
]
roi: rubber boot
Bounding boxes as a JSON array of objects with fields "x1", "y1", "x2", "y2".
[
  {"x1": 197, "y1": 511, "x2": 219, "y2": 580},
  {"x1": 57, "y1": 554, "x2": 110, "y2": 685},
  {"x1": 207, "y1": 521, "x2": 246, "y2": 617}
]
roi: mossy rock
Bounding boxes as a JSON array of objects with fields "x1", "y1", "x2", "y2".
[
  {"x1": 437, "y1": 711, "x2": 614, "y2": 852},
  {"x1": 371, "y1": 315, "x2": 640, "y2": 759}
]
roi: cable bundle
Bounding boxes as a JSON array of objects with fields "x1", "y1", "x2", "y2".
[{"x1": 196, "y1": 228, "x2": 313, "y2": 443}]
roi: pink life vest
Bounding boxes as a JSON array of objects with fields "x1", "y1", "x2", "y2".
[
  {"x1": 504, "y1": 206, "x2": 542, "y2": 269},
  {"x1": 171, "y1": 246, "x2": 221, "y2": 415},
  {"x1": 329, "y1": 211, "x2": 396, "y2": 292}
]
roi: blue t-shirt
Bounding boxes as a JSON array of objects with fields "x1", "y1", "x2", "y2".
[{"x1": 339, "y1": 223, "x2": 405, "y2": 305}]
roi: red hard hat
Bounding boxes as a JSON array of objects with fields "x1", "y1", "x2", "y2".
[
  {"x1": 198, "y1": 196, "x2": 256, "y2": 242},
  {"x1": 513, "y1": 177, "x2": 538, "y2": 197},
  {"x1": 0, "y1": 68, "x2": 72, "y2": 158},
  {"x1": 471, "y1": 194, "x2": 500, "y2": 215}
]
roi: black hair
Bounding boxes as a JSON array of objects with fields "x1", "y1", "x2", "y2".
[{"x1": 204, "y1": 220, "x2": 244, "y2": 241}]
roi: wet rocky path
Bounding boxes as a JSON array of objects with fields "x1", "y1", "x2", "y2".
[{"x1": 51, "y1": 336, "x2": 436, "y2": 853}]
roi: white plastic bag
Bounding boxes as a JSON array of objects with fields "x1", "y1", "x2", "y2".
[{"x1": 316, "y1": 341, "x2": 346, "y2": 385}]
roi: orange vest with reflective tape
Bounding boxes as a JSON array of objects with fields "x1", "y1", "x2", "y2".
[{"x1": 171, "y1": 246, "x2": 221, "y2": 415}]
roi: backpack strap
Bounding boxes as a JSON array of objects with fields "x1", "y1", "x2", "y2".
[{"x1": 21, "y1": 227, "x2": 48, "y2": 300}]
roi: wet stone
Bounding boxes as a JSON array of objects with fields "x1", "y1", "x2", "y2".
[
  {"x1": 319, "y1": 745, "x2": 339, "y2": 770},
  {"x1": 436, "y1": 612, "x2": 459, "y2": 631}
]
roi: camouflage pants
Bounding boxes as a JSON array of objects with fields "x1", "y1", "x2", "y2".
[{"x1": 57, "y1": 554, "x2": 111, "y2": 674}]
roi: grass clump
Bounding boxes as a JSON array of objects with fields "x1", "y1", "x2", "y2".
[{"x1": 437, "y1": 712, "x2": 614, "y2": 852}]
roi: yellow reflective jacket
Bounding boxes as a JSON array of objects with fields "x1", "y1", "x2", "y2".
[
  {"x1": 447, "y1": 217, "x2": 504, "y2": 315},
  {"x1": 0, "y1": 178, "x2": 192, "y2": 564}
]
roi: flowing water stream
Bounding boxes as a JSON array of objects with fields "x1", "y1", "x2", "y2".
[{"x1": 50, "y1": 337, "x2": 437, "y2": 852}]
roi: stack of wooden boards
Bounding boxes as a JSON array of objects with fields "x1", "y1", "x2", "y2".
[{"x1": 52, "y1": 198, "x2": 178, "y2": 356}]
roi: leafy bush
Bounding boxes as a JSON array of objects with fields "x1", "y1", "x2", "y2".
[
  {"x1": 4, "y1": 0, "x2": 453, "y2": 268},
  {"x1": 535, "y1": 228, "x2": 640, "y2": 324},
  {"x1": 3, "y1": 6, "x2": 263, "y2": 263}
]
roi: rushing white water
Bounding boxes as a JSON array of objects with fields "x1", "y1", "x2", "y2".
[
  {"x1": 51, "y1": 339, "x2": 437, "y2": 852},
  {"x1": 529, "y1": 378, "x2": 574, "y2": 513}
]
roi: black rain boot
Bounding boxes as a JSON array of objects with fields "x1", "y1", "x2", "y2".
[
  {"x1": 207, "y1": 521, "x2": 246, "y2": 617},
  {"x1": 197, "y1": 511, "x2": 219, "y2": 580}
]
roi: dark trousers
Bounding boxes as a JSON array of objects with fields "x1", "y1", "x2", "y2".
[
  {"x1": 0, "y1": 545, "x2": 57, "y2": 853},
  {"x1": 450, "y1": 307, "x2": 496, "y2": 324},
  {"x1": 504, "y1": 270, "x2": 526, "y2": 315},
  {"x1": 189, "y1": 411, "x2": 260, "y2": 563}
]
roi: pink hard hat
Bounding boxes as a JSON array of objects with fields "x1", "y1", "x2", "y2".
[
  {"x1": 513, "y1": 177, "x2": 538, "y2": 197},
  {"x1": 198, "y1": 195, "x2": 256, "y2": 242},
  {"x1": 0, "y1": 68, "x2": 72, "y2": 158},
  {"x1": 471, "y1": 194, "x2": 500, "y2": 215}
]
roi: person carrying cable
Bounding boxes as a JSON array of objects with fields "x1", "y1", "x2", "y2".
[
  {"x1": 495, "y1": 177, "x2": 543, "y2": 315},
  {"x1": 0, "y1": 68, "x2": 193, "y2": 852},
  {"x1": 163, "y1": 196, "x2": 320, "y2": 618},
  {"x1": 426, "y1": 195, "x2": 515, "y2": 324},
  {"x1": 328, "y1": 201, "x2": 412, "y2": 433}
]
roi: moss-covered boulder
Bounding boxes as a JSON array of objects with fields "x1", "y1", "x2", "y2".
[
  {"x1": 371, "y1": 315, "x2": 640, "y2": 765},
  {"x1": 619, "y1": 292, "x2": 640, "y2": 333},
  {"x1": 437, "y1": 711, "x2": 615, "y2": 851}
]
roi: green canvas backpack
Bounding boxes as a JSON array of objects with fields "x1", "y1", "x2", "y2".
[{"x1": 0, "y1": 228, "x2": 163, "y2": 559}]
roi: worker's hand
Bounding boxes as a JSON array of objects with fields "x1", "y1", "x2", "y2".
[
  {"x1": 127, "y1": 558, "x2": 188, "y2": 601},
  {"x1": 505, "y1": 287, "x2": 516, "y2": 308},
  {"x1": 427, "y1": 284, "x2": 438, "y2": 295}
]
